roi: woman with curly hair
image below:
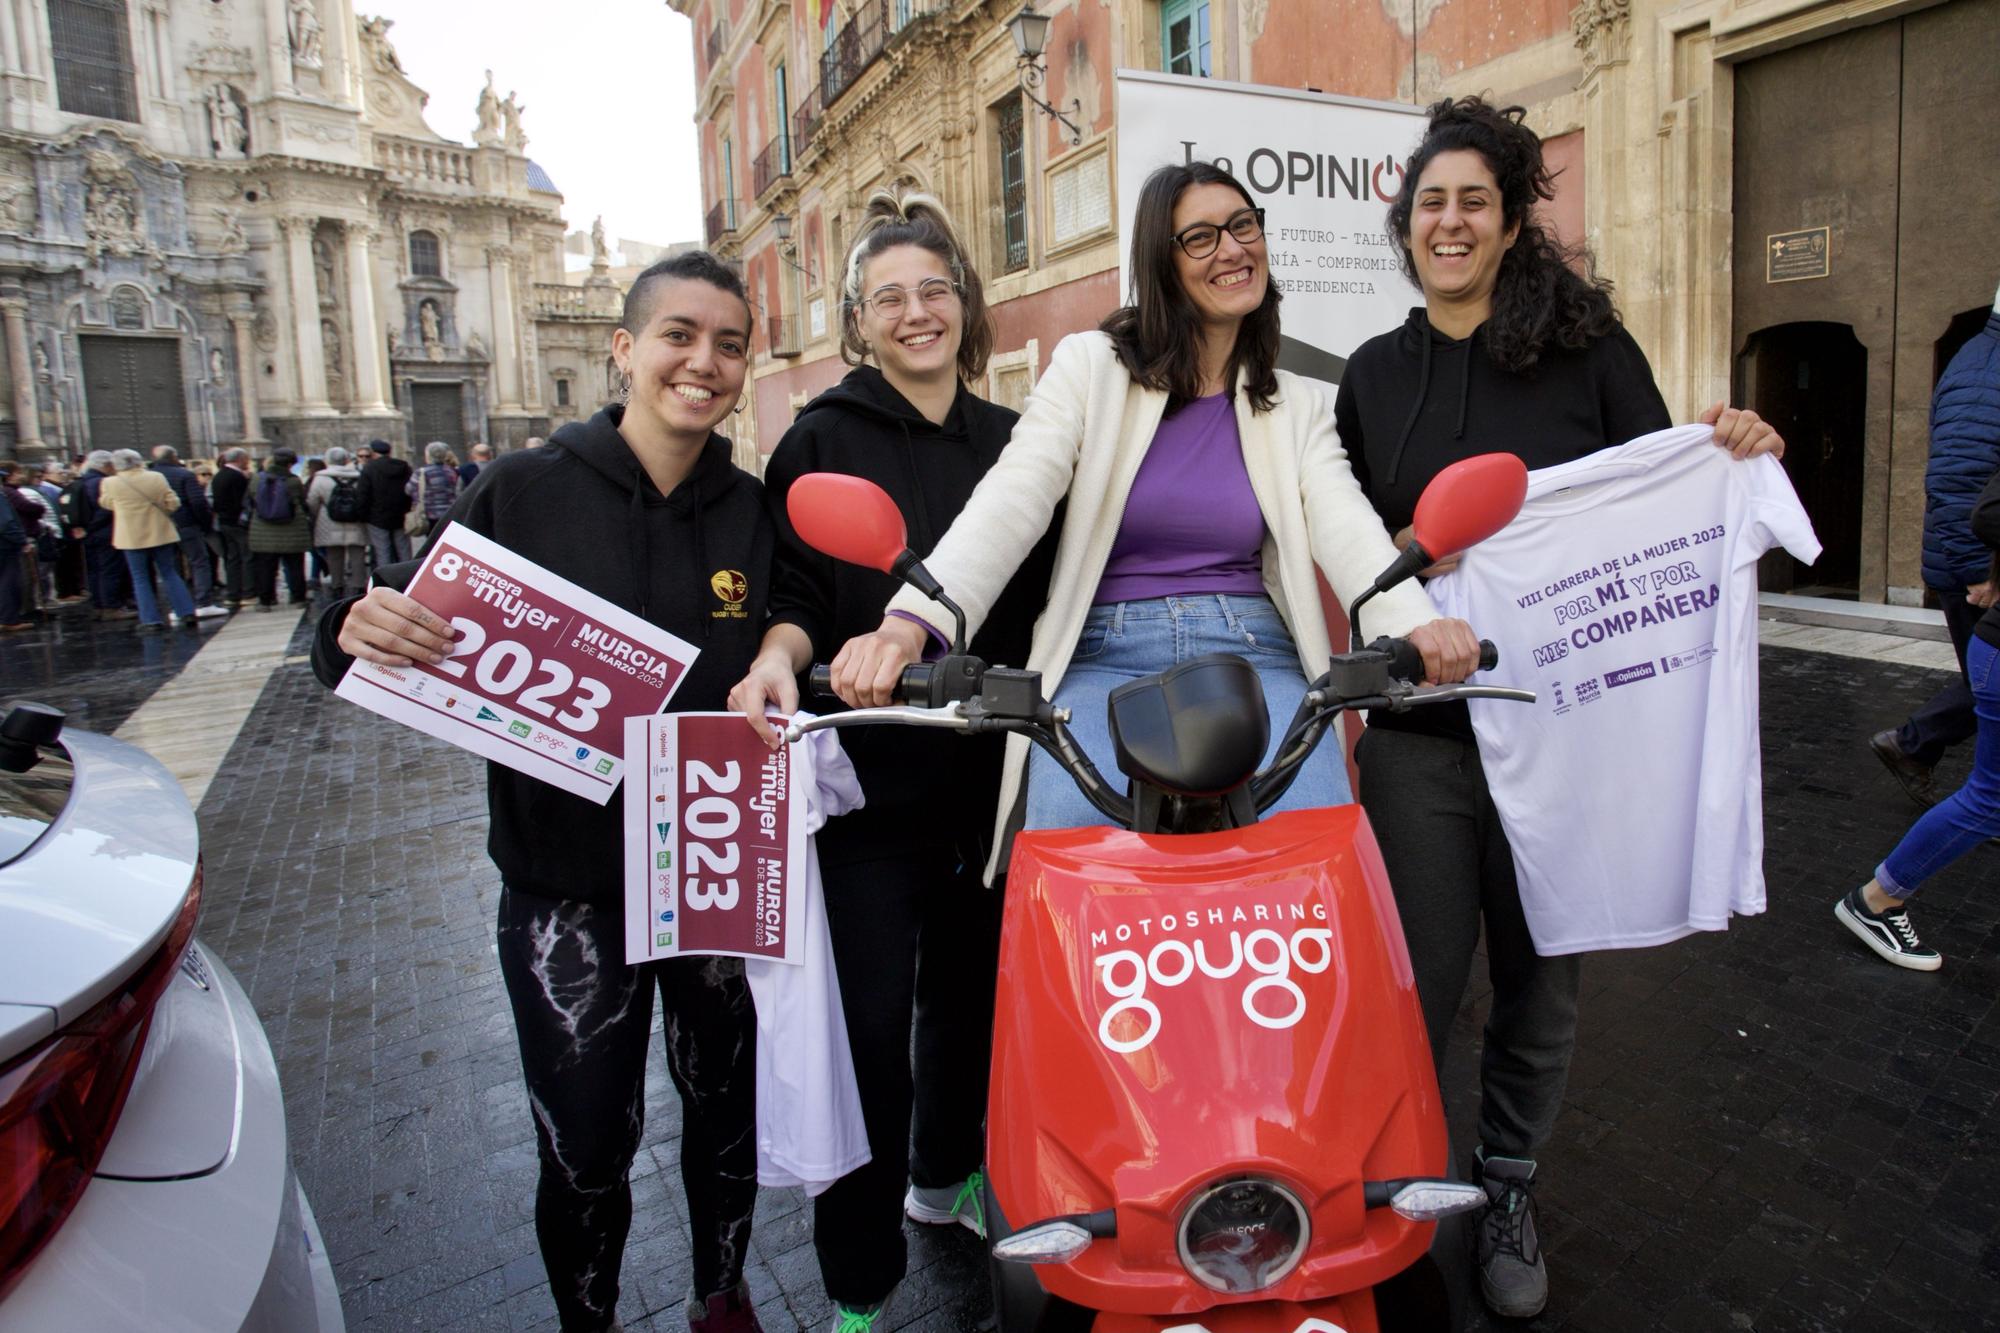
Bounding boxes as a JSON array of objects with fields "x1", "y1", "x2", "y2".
[{"x1": 1337, "y1": 97, "x2": 1783, "y2": 1319}]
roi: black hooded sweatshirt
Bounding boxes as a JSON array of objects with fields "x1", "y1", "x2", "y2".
[
  {"x1": 763, "y1": 366, "x2": 1057, "y2": 868},
  {"x1": 311, "y1": 406, "x2": 772, "y2": 906},
  {"x1": 1336, "y1": 309, "x2": 1671, "y2": 739}
]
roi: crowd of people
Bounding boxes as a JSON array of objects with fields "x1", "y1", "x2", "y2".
[
  {"x1": 0, "y1": 438, "x2": 514, "y2": 632},
  {"x1": 292, "y1": 93, "x2": 1995, "y2": 1333}
]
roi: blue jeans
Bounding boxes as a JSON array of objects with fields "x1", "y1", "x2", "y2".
[
  {"x1": 1026, "y1": 594, "x2": 1350, "y2": 832},
  {"x1": 1879, "y1": 635, "x2": 2000, "y2": 897},
  {"x1": 367, "y1": 524, "x2": 411, "y2": 570},
  {"x1": 123, "y1": 545, "x2": 197, "y2": 626}
]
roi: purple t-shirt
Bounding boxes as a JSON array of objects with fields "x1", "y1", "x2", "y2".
[{"x1": 1094, "y1": 393, "x2": 1267, "y2": 605}]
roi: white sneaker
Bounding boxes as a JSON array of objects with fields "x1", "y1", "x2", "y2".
[
  {"x1": 904, "y1": 1173, "x2": 986, "y2": 1238},
  {"x1": 194, "y1": 605, "x2": 231, "y2": 619}
]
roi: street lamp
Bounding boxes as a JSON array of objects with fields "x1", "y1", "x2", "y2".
[
  {"x1": 1007, "y1": 3, "x2": 1083, "y2": 146},
  {"x1": 769, "y1": 212, "x2": 815, "y2": 280}
]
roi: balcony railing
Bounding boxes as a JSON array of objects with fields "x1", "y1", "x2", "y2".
[
  {"x1": 533, "y1": 283, "x2": 621, "y2": 320},
  {"x1": 705, "y1": 19, "x2": 728, "y2": 70},
  {"x1": 375, "y1": 135, "x2": 476, "y2": 192},
  {"x1": 767, "y1": 316, "x2": 802, "y2": 359},
  {"x1": 705, "y1": 200, "x2": 738, "y2": 246},
  {"x1": 793, "y1": 84, "x2": 823, "y2": 152},
  {"x1": 819, "y1": 0, "x2": 945, "y2": 111},
  {"x1": 750, "y1": 137, "x2": 792, "y2": 200}
]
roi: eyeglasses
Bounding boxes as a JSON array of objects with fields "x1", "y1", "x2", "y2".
[
  {"x1": 1173, "y1": 207, "x2": 1267, "y2": 259},
  {"x1": 859, "y1": 277, "x2": 960, "y2": 319}
]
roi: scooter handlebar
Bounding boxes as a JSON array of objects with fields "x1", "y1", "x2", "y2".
[
  {"x1": 1379, "y1": 636, "x2": 1499, "y2": 682},
  {"x1": 806, "y1": 662, "x2": 936, "y2": 705}
]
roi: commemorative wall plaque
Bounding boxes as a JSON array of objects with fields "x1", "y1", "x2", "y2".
[{"x1": 1766, "y1": 227, "x2": 1831, "y2": 283}]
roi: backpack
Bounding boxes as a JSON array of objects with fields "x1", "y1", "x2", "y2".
[
  {"x1": 254, "y1": 472, "x2": 294, "y2": 523},
  {"x1": 326, "y1": 474, "x2": 364, "y2": 523},
  {"x1": 57, "y1": 478, "x2": 91, "y2": 530}
]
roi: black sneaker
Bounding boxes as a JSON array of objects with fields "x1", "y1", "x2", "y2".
[
  {"x1": 1835, "y1": 887, "x2": 1941, "y2": 971},
  {"x1": 1474, "y1": 1151, "x2": 1547, "y2": 1318}
]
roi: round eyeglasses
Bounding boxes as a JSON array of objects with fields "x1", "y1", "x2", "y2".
[
  {"x1": 1174, "y1": 207, "x2": 1267, "y2": 260},
  {"x1": 860, "y1": 278, "x2": 961, "y2": 319}
]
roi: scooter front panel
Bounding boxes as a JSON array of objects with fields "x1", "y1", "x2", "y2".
[{"x1": 988, "y1": 808, "x2": 1447, "y2": 1317}]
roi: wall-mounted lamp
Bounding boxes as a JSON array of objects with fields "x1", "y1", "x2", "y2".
[
  {"x1": 770, "y1": 213, "x2": 816, "y2": 281},
  {"x1": 1007, "y1": 4, "x2": 1083, "y2": 146}
]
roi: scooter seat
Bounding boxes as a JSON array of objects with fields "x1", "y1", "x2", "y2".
[{"x1": 1106, "y1": 653, "x2": 1270, "y2": 797}]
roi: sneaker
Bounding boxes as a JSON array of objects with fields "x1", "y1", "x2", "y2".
[
  {"x1": 686, "y1": 1280, "x2": 762, "y2": 1333},
  {"x1": 1474, "y1": 1151, "x2": 1547, "y2": 1319},
  {"x1": 194, "y1": 605, "x2": 231, "y2": 619},
  {"x1": 1835, "y1": 886, "x2": 1942, "y2": 971},
  {"x1": 828, "y1": 1292, "x2": 895, "y2": 1333},
  {"x1": 135, "y1": 621, "x2": 163, "y2": 634},
  {"x1": 1869, "y1": 730, "x2": 1939, "y2": 808},
  {"x1": 905, "y1": 1171, "x2": 986, "y2": 1238}
]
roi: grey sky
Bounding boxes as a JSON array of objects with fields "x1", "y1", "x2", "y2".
[{"x1": 374, "y1": 0, "x2": 702, "y2": 251}]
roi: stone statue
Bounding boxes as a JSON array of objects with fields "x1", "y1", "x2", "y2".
[
  {"x1": 32, "y1": 344, "x2": 50, "y2": 378},
  {"x1": 321, "y1": 318, "x2": 343, "y2": 386},
  {"x1": 474, "y1": 72, "x2": 503, "y2": 145},
  {"x1": 501, "y1": 92, "x2": 527, "y2": 151},
  {"x1": 207, "y1": 84, "x2": 248, "y2": 159},
  {"x1": 0, "y1": 182, "x2": 35, "y2": 232},
  {"x1": 420, "y1": 300, "x2": 443, "y2": 359},
  {"x1": 82, "y1": 150, "x2": 143, "y2": 260},
  {"x1": 359, "y1": 16, "x2": 404, "y2": 73},
  {"x1": 590, "y1": 215, "x2": 609, "y2": 266},
  {"x1": 466, "y1": 330, "x2": 487, "y2": 359},
  {"x1": 387, "y1": 328, "x2": 400, "y2": 357},
  {"x1": 209, "y1": 348, "x2": 228, "y2": 384},
  {"x1": 212, "y1": 207, "x2": 248, "y2": 254},
  {"x1": 312, "y1": 236, "x2": 336, "y2": 305},
  {"x1": 287, "y1": 0, "x2": 324, "y2": 69}
]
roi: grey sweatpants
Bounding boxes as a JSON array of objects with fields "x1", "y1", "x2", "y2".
[{"x1": 1356, "y1": 725, "x2": 1580, "y2": 1159}]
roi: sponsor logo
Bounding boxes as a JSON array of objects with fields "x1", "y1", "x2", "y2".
[
  {"x1": 445, "y1": 696, "x2": 458, "y2": 708},
  {"x1": 709, "y1": 569, "x2": 749, "y2": 619},
  {"x1": 656, "y1": 851, "x2": 672, "y2": 869},
  {"x1": 656, "y1": 821, "x2": 672, "y2": 844},
  {"x1": 575, "y1": 746, "x2": 590, "y2": 761},
  {"x1": 1575, "y1": 677, "x2": 1602, "y2": 706},
  {"x1": 1604, "y1": 661, "x2": 1658, "y2": 689},
  {"x1": 1660, "y1": 643, "x2": 1716, "y2": 674},
  {"x1": 656, "y1": 931, "x2": 673, "y2": 948},
  {"x1": 477, "y1": 706, "x2": 502, "y2": 722},
  {"x1": 1090, "y1": 903, "x2": 1333, "y2": 1054},
  {"x1": 596, "y1": 757, "x2": 615, "y2": 774},
  {"x1": 508, "y1": 720, "x2": 532, "y2": 737},
  {"x1": 1550, "y1": 680, "x2": 1569, "y2": 715},
  {"x1": 658, "y1": 909, "x2": 675, "y2": 924}
]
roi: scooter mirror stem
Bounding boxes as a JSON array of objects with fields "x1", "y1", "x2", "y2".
[{"x1": 889, "y1": 549, "x2": 968, "y2": 654}]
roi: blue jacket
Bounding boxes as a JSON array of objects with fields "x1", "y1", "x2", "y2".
[{"x1": 1922, "y1": 312, "x2": 2000, "y2": 589}]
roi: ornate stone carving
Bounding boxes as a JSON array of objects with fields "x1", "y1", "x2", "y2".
[
  {"x1": 285, "y1": 117, "x2": 356, "y2": 145},
  {"x1": 82, "y1": 150, "x2": 146, "y2": 261},
  {"x1": 1573, "y1": 0, "x2": 1633, "y2": 71},
  {"x1": 207, "y1": 83, "x2": 249, "y2": 159},
  {"x1": 475, "y1": 72, "x2": 504, "y2": 147},
  {"x1": 288, "y1": 0, "x2": 324, "y2": 69},
  {"x1": 590, "y1": 215, "x2": 609, "y2": 267},
  {"x1": 419, "y1": 299, "x2": 443, "y2": 359},
  {"x1": 186, "y1": 42, "x2": 255, "y2": 76},
  {"x1": 1379, "y1": 0, "x2": 1449, "y2": 37},
  {"x1": 253, "y1": 306, "x2": 279, "y2": 350},
  {"x1": 0, "y1": 181, "x2": 34, "y2": 232},
  {"x1": 359, "y1": 16, "x2": 405, "y2": 74},
  {"x1": 212, "y1": 206, "x2": 248, "y2": 254},
  {"x1": 321, "y1": 317, "x2": 343, "y2": 388},
  {"x1": 275, "y1": 214, "x2": 315, "y2": 241},
  {"x1": 466, "y1": 330, "x2": 487, "y2": 359},
  {"x1": 502, "y1": 92, "x2": 527, "y2": 152},
  {"x1": 209, "y1": 348, "x2": 228, "y2": 384},
  {"x1": 1245, "y1": 0, "x2": 1272, "y2": 39},
  {"x1": 110, "y1": 286, "x2": 147, "y2": 329},
  {"x1": 312, "y1": 235, "x2": 337, "y2": 306}
]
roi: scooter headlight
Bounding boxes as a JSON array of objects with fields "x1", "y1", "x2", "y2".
[{"x1": 1175, "y1": 1176, "x2": 1310, "y2": 1294}]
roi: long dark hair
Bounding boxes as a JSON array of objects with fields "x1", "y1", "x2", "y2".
[
  {"x1": 1386, "y1": 97, "x2": 1618, "y2": 374},
  {"x1": 1102, "y1": 161, "x2": 1281, "y2": 413},
  {"x1": 839, "y1": 189, "x2": 995, "y2": 381}
]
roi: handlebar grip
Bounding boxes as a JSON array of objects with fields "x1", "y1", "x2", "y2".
[
  {"x1": 1380, "y1": 637, "x2": 1501, "y2": 681},
  {"x1": 1479, "y1": 640, "x2": 1499, "y2": 672},
  {"x1": 807, "y1": 664, "x2": 837, "y2": 699},
  {"x1": 804, "y1": 663, "x2": 938, "y2": 706}
]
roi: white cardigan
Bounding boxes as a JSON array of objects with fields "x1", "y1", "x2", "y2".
[{"x1": 885, "y1": 330, "x2": 1440, "y2": 880}]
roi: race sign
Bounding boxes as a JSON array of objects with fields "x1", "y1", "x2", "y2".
[
  {"x1": 624, "y1": 713, "x2": 804, "y2": 966},
  {"x1": 336, "y1": 522, "x2": 698, "y2": 803}
]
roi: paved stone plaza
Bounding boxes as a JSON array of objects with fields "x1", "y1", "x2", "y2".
[{"x1": 4, "y1": 608, "x2": 1998, "y2": 1332}]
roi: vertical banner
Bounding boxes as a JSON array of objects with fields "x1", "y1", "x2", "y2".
[
  {"x1": 1114, "y1": 70, "x2": 1426, "y2": 403},
  {"x1": 625, "y1": 713, "x2": 805, "y2": 966}
]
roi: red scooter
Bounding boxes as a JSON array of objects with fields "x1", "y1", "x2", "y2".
[{"x1": 783, "y1": 457, "x2": 1532, "y2": 1333}]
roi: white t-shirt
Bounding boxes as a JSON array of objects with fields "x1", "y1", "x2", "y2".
[
  {"x1": 1426, "y1": 425, "x2": 1820, "y2": 955},
  {"x1": 744, "y1": 719, "x2": 871, "y2": 1195}
]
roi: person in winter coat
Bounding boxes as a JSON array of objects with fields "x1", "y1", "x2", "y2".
[
  {"x1": 247, "y1": 450, "x2": 310, "y2": 609},
  {"x1": 404, "y1": 439, "x2": 460, "y2": 540},
  {"x1": 72, "y1": 450, "x2": 133, "y2": 617},
  {"x1": 1839, "y1": 467, "x2": 2000, "y2": 969},
  {"x1": 149, "y1": 446, "x2": 217, "y2": 608},
  {"x1": 357, "y1": 439, "x2": 414, "y2": 567},
  {"x1": 1335, "y1": 97, "x2": 1782, "y2": 1319},
  {"x1": 3, "y1": 458, "x2": 52, "y2": 620},
  {"x1": 1870, "y1": 283, "x2": 2000, "y2": 806},
  {"x1": 312, "y1": 252, "x2": 771, "y2": 1333},
  {"x1": 306, "y1": 446, "x2": 369, "y2": 600},
  {"x1": 728, "y1": 191, "x2": 1057, "y2": 1331},
  {"x1": 100, "y1": 449, "x2": 206, "y2": 631},
  {"x1": 209, "y1": 448, "x2": 254, "y2": 608},
  {"x1": 0, "y1": 465, "x2": 29, "y2": 630}
]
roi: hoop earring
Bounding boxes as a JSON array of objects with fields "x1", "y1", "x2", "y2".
[
  {"x1": 732, "y1": 399, "x2": 746, "y2": 415},
  {"x1": 617, "y1": 373, "x2": 631, "y2": 405}
]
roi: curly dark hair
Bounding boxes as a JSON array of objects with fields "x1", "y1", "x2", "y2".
[
  {"x1": 1102, "y1": 161, "x2": 1281, "y2": 413},
  {"x1": 1386, "y1": 97, "x2": 1618, "y2": 374}
]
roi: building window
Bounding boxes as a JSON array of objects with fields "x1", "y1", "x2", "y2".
[
  {"x1": 722, "y1": 138, "x2": 739, "y2": 229},
  {"x1": 1162, "y1": 0, "x2": 1211, "y2": 78},
  {"x1": 996, "y1": 98, "x2": 1027, "y2": 274},
  {"x1": 48, "y1": 0, "x2": 140, "y2": 121},
  {"x1": 773, "y1": 62, "x2": 792, "y2": 174},
  {"x1": 409, "y1": 230, "x2": 441, "y2": 277},
  {"x1": 555, "y1": 377, "x2": 571, "y2": 407}
]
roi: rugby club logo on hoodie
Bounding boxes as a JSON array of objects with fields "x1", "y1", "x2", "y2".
[{"x1": 710, "y1": 569, "x2": 748, "y2": 618}]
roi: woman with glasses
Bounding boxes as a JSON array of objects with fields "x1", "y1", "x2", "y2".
[
  {"x1": 728, "y1": 190, "x2": 1056, "y2": 1333},
  {"x1": 828, "y1": 158, "x2": 1478, "y2": 863}
]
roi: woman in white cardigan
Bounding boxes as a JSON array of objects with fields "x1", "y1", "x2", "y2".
[{"x1": 830, "y1": 161, "x2": 1481, "y2": 877}]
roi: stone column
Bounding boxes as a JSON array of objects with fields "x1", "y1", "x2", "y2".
[
  {"x1": 1, "y1": 293, "x2": 42, "y2": 451},
  {"x1": 341, "y1": 221, "x2": 388, "y2": 410},
  {"x1": 0, "y1": 0, "x2": 23, "y2": 77},
  {"x1": 485, "y1": 244, "x2": 522, "y2": 411},
  {"x1": 264, "y1": 0, "x2": 296, "y2": 94},
  {"x1": 228, "y1": 300, "x2": 264, "y2": 441},
  {"x1": 279, "y1": 216, "x2": 330, "y2": 410},
  {"x1": 1572, "y1": 0, "x2": 1635, "y2": 310}
]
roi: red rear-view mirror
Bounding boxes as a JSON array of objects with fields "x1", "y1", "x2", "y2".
[
  {"x1": 787, "y1": 473, "x2": 910, "y2": 574},
  {"x1": 1409, "y1": 453, "x2": 1528, "y2": 561}
]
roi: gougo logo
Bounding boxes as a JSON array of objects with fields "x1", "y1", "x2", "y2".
[{"x1": 1091, "y1": 904, "x2": 1334, "y2": 1054}]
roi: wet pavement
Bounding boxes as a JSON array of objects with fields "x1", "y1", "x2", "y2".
[{"x1": 7, "y1": 603, "x2": 1996, "y2": 1333}]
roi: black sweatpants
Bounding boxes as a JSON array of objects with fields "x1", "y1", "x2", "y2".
[
  {"x1": 496, "y1": 886, "x2": 758, "y2": 1332},
  {"x1": 813, "y1": 847, "x2": 1003, "y2": 1306},
  {"x1": 1356, "y1": 726, "x2": 1580, "y2": 1160}
]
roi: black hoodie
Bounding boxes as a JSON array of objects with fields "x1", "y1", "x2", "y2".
[
  {"x1": 1336, "y1": 309, "x2": 1671, "y2": 738},
  {"x1": 311, "y1": 406, "x2": 772, "y2": 906},
  {"x1": 764, "y1": 366, "x2": 1057, "y2": 868}
]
